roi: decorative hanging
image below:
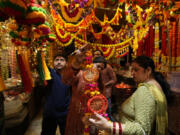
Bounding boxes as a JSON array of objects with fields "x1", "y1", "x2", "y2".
[
  {"x1": 41, "y1": 51, "x2": 51, "y2": 81},
  {"x1": 10, "y1": 46, "x2": 17, "y2": 79},
  {"x1": 81, "y1": 50, "x2": 108, "y2": 135},
  {"x1": 0, "y1": 49, "x2": 9, "y2": 80},
  {"x1": 17, "y1": 3, "x2": 46, "y2": 25},
  {"x1": 0, "y1": 0, "x2": 28, "y2": 18},
  {"x1": 37, "y1": 51, "x2": 45, "y2": 85},
  {"x1": 153, "y1": 22, "x2": 160, "y2": 68},
  {"x1": 17, "y1": 51, "x2": 33, "y2": 93}
]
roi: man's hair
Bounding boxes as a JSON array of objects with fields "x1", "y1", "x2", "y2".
[
  {"x1": 93, "y1": 56, "x2": 107, "y2": 68},
  {"x1": 94, "y1": 50, "x2": 104, "y2": 56},
  {"x1": 53, "y1": 54, "x2": 68, "y2": 61}
]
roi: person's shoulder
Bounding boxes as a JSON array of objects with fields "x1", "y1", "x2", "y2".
[{"x1": 135, "y1": 83, "x2": 154, "y2": 97}]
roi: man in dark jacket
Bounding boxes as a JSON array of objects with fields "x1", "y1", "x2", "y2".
[{"x1": 41, "y1": 54, "x2": 71, "y2": 135}]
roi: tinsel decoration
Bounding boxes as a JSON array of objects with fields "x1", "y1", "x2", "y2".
[
  {"x1": 10, "y1": 46, "x2": 17, "y2": 78},
  {"x1": 37, "y1": 51, "x2": 45, "y2": 85},
  {"x1": 48, "y1": 44, "x2": 53, "y2": 68},
  {"x1": 154, "y1": 22, "x2": 160, "y2": 67},
  {"x1": 41, "y1": 51, "x2": 51, "y2": 80},
  {"x1": 0, "y1": 49, "x2": 9, "y2": 80}
]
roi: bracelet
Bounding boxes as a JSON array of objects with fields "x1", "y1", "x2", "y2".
[
  {"x1": 111, "y1": 122, "x2": 122, "y2": 135},
  {"x1": 113, "y1": 122, "x2": 116, "y2": 135},
  {"x1": 119, "y1": 122, "x2": 122, "y2": 135}
]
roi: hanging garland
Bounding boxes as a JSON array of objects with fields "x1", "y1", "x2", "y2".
[
  {"x1": 115, "y1": 44, "x2": 129, "y2": 58},
  {"x1": 50, "y1": 5, "x2": 83, "y2": 29},
  {"x1": 75, "y1": 35, "x2": 133, "y2": 47},
  {"x1": 94, "y1": 8, "x2": 122, "y2": 26},
  {"x1": 54, "y1": 24, "x2": 74, "y2": 46},
  {"x1": 50, "y1": 1, "x2": 156, "y2": 59},
  {"x1": 98, "y1": 47, "x2": 115, "y2": 60},
  {"x1": 89, "y1": 24, "x2": 103, "y2": 40},
  {"x1": 10, "y1": 46, "x2": 17, "y2": 78},
  {"x1": 51, "y1": 0, "x2": 84, "y2": 23},
  {"x1": 60, "y1": 3, "x2": 84, "y2": 23},
  {"x1": 153, "y1": 22, "x2": 160, "y2": 67},
  {"x1": 0, "y1": 50, "x2": 9, "y2": 80}
]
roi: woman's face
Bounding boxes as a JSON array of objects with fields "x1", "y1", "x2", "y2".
[{"x1": 131, "y1": 62, "x2": 149, "y2": 83}]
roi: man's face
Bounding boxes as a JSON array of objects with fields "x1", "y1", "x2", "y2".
[
  {"x1": 53, "y1": 56, "x2": 66, "y2": 71},
  {"x1": 94, "y1": 63, "x2": 105, "y2": 72}
]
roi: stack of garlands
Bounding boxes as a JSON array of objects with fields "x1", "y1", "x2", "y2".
[{"x1": 82, "y1": 50, "x2": 108, "y2": 135}]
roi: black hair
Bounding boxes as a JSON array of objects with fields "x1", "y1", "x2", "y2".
[
  {"x1": 94, "y1": 50, "x2": 104, "y2": 57},
  {"x1": 93, "y1": 56, "x2": 107, "y2": 68},
  {"x1": 132, "y1": 55, "x2": 173, "y2": 104},
  {"x1": 53, "y1": 54, "x2": 68, "y2": 61}
]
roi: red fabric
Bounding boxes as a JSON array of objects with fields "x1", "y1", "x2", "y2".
[{"x1": 149, "y1": 26, "x2": 154, "y2": 57}]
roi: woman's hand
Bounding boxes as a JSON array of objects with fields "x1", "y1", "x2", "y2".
[{"x1": 89, "y1": 112, "x2": 112, "y2": 132}]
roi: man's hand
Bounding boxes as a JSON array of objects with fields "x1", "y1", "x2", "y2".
[{"x1": 73, "y1": 44, "x2": 91, "y2": 64}]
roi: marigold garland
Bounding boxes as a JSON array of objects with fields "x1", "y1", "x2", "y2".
[
  {"x1": 50, "y1": 6, "x2": 85, "y2": 30},
  {"x1": 53, "y1": 0, "x2": 84, "y2": 23},
  {"x1": 98, "y1": 47, "x2": 111, "y2": 54},
  {"x1": 94, "y1": 8, "x2": 122, "y2": 26},
  {"x1": 60, "y1": 5, "x2": 83, "y2": 22},
  {"x1": 50, "y1": 1, "x2": 156, "y2": 59},
  {"x1": 75, "y1": 36, "x2": 133, "y2": 47},
  {"x1": 98, "y1": 47, "x2": 115, "y2": 60}
]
